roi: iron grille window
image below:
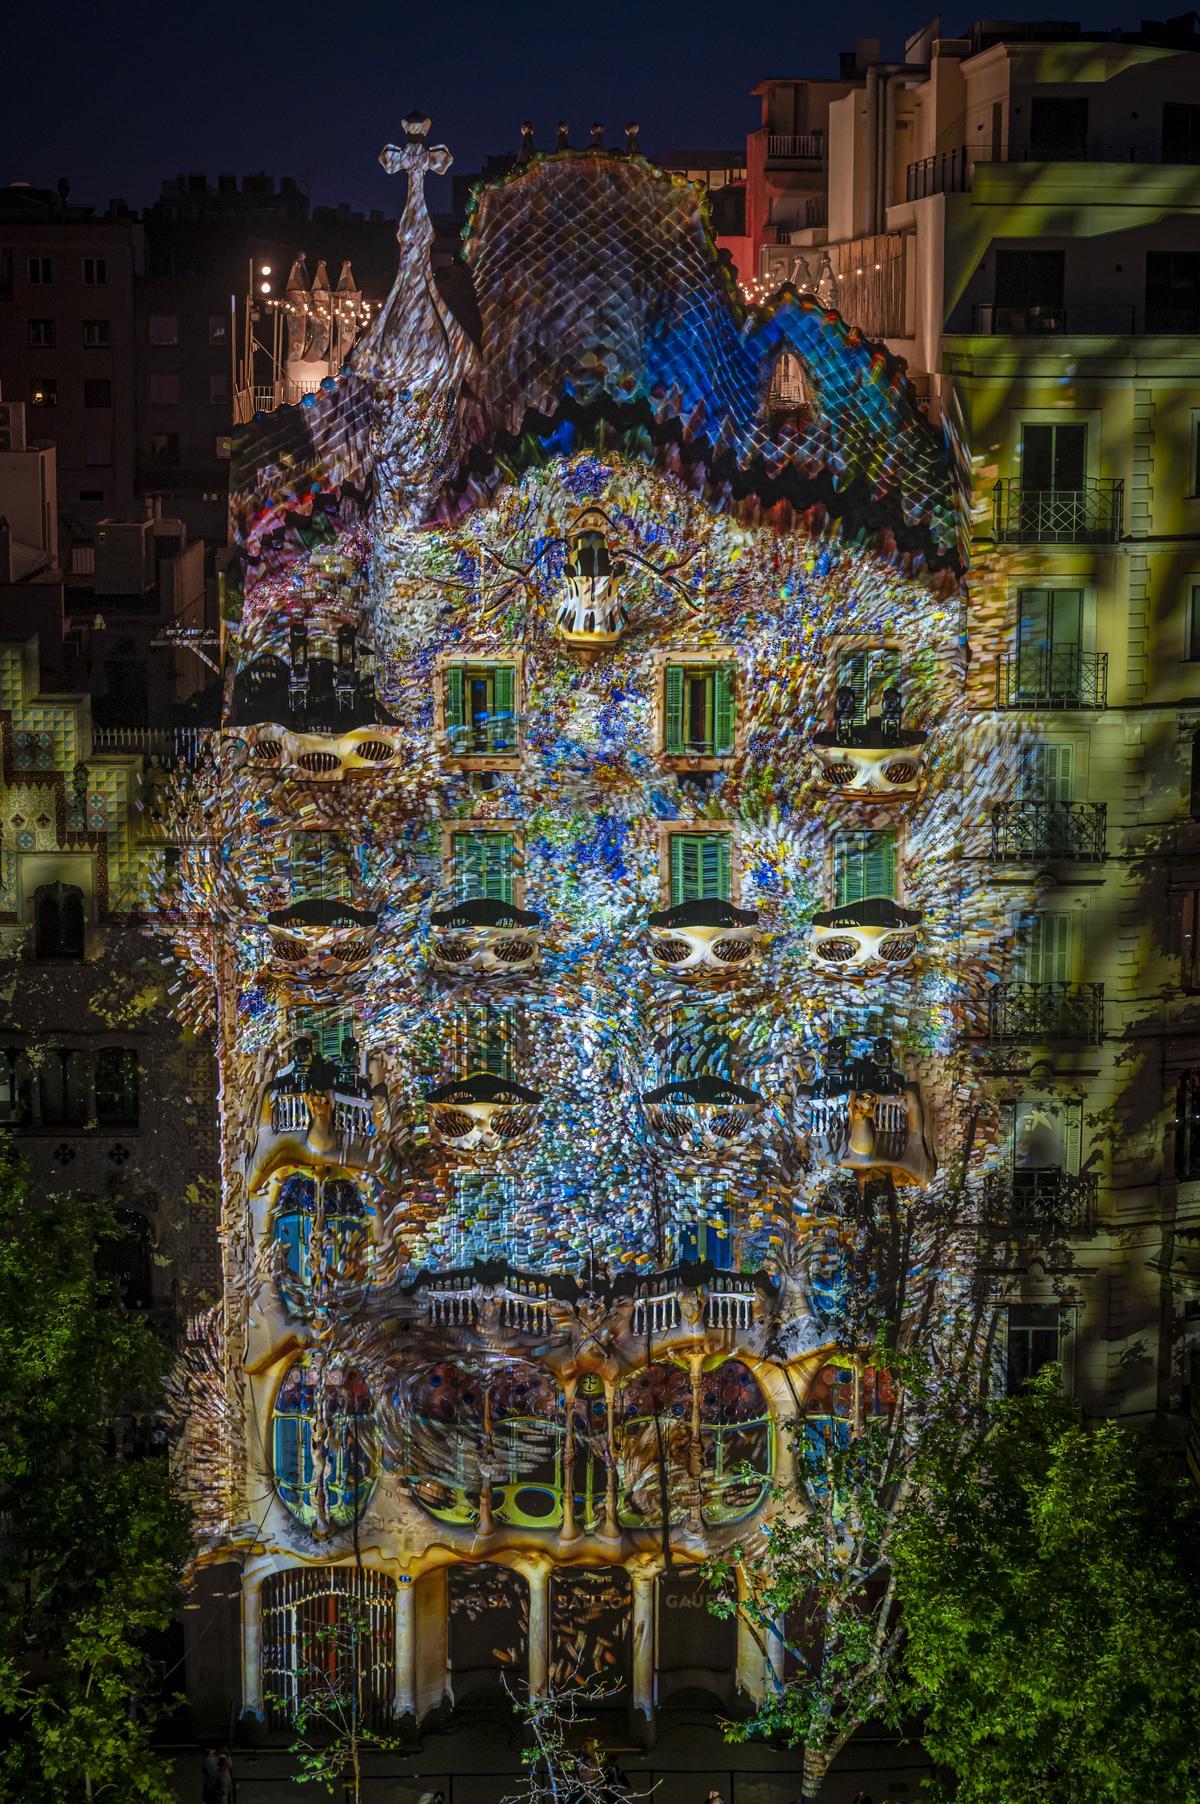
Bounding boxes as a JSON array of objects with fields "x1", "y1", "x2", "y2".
[
  {"x1": 832, "y1": 830, "x2": 897, "y2": 905},
  {"x1": 1178, "y1": 1069, "x2": 1200, "y2": 1179},
  {"x1": 451, "y1": 830, "x2": 515, "y2": 904},
  {"x1": 1005, "y1": 1304, "x2": 1064, "y2": 1395},
  {"x1": 444, "y1": 661, "x2": 517, "y2": 755},
  {"x1": 663, "y1": 662, "x2": 736, "y2": 758},
  {"x1": 261, "y1": 1567, "x2": 395, "y2": 1732},
  {"x1": 668, "y1": 831, "x2": 732, "y2": 905}
]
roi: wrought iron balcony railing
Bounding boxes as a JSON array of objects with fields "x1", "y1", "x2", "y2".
[
  {"x1": 983, "y1": 1167, "x2": 1097, "y2": 1232},
  {"x1": 906, "y1": 147, "x2": 972, "y2": 200},
  {"x1": 990, "y1": 800, "x2": 1107, "y2": 862},
  {"x1": 996, "y1": 649, "x2": 1108, "y2": 711},
  {"x1": 992, "y1": 477, "x2": 1123, "y2": 544},
  {"x1": 988, "y1": 981, "x2": 1104, "y2": 1044}
]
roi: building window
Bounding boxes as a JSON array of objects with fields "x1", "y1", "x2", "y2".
[
  {"x1": 1028, "y1": 95, "x2": 1088, "y2": 160},
  {"x1": 676, "y1": 1179, "x2": 734, "y2": 1268},
  {"x1": 1019, "y1": 911, "x2": 1078, "y2": 984},
  {"x1": 1188, "y1": 584, "x2": 1200, "y2": 659},
  {"x1": 448, "y1": 1002, "x2": 519, "y2": 1080},
  {"x1": 82, "y1": 318, "x2": 110, "y2": 349},
  {"x1": 1163, "y1": 102, "x2": 1200, "y2": 164},
  {"x1": 147, "y1": 432, "x2": 179, "y2": 465},
  {"x1": 34, "y1": 882, "x2": 86, "y2": 960},
  {"x1": 451, "y1": 829, "x2": 516, "y2": 904},
  {"x1": 289, "y1": 831, "x2": 352, "y2": 903},
  {"x1": 208, "y1": 315, "x2": 228, "y2": 345},
  {"x1": 1021, "y1": 422, "x2": 1086, "y2": 493},
  {"x1": 668, "y1": 831, "x2": 732, "y2": 905},
  {"x1": 85, "y1": 436, "x2": 112, "y2": 467},
  {"x1": 39, "y1": 1049, "x2": 89, "y2": 1127},
  {"x1": 95, "y1": 1047, "x2": 140, "y2": 1128},
  {"x1": 1014, "y1": 587, "x2": 1087, "y2": 696},
  {"x1": 0, "y1": 251, "x2": 11, "y2": 300},
  {"x1": 147, "y1": 314, "x2": 178, "y2": 346},
  {"x1": 29, "y1": 379, "x2": 57, "y2": 409},
  {"x1": 148, "y1": 372, "x2": 179, "y2": 406},
  {"x1": 1021, "y1": 738, "x2": 1074, "y2": 803},
  {"x1": 96, "y1": 1209, "x2": 154, "y2": 1310},
  {"x1": 28, "y1": 318, "x2": 55, "y2": 348},
  {"x1": 81, "y1": 256, "x2": 107, "y2": 286},
  {"x1": 993, "y1": 248, "x2": 1065, "y2": 329},
  {"x1": 289, "y1": 1007, "x2": 355, "y2": 1068},
  {"x1": 1184, "y1": 891, "x2": 1200, "y2": 993},
  {"x1": 1146, "y1": 251, "x2": 1200, "y2": 333},
  {"x1": 272, "y1": 1353, "x2": 375, "y2": 1529},
  {"x1": 832, "y1": 829, "x2": 897, "y2": 906},
  {"x1": 1177, "y1": 1069, "x2": 1200, "y2": 1178},
  {"x1": 835, "y1": 646, "x2": 901, "y2": 722},
  {"x1": 1005, "y1": 1304, "x2": 1064, "y2": 1395},
  {"x1": 262, "y1": 1567, "x2": 395, "y2": 1732},
  {"x1": 0, "y1": 1049, "x2": 31, "y2": 1127},
  {"x1": 207, "y1": 372, "x2": 228, "y2": 404},
  {"x1": 444, "y1": 661, "x2": 518, "y2": 757},
  {"x1": 663, "y1": 661, "x2": 736, "y2": 759},
  {"x1": 83, "y1": 378, "x2": 112, "y2": 409},
  {"x1": 27, "y1": 256, "x2": 52, "y2": 284}
]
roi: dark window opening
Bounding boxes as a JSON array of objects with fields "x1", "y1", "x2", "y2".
[
  {"x1": 1176, "y1": 1068, "x2": 1200, "y2": 1179},
  {"x1": 1029, "y1": 96, "x2": 1089, "y2": 160},
  {"x1": 1006, "y1": 1303, "x2": 1063, "y2": 1394},
  {"x1": 1022, "y1": 423, "x2": 1086, "y2": 492},
  {"x1": 84, "y1": 378, "x2": 112, "y2": 409},
  {"x1": 34, "y1": 882, "x2": 86, "y2": 960},
  {"x1": 1163, "y1": 102, "x2": 1200, "y2": 164},
  {"x1": 1146, "y1": 251, "x2": 1200, "y2": 333},
  {"x1": 994, "y1": 249, "x2": 1065, "y2": 330},
  {"x1": 97, "y1": 1209, "x2": 154, "y2": 1310},
  {"x1": 95, "y1": 1047, "x2": 140, "y2": 1128}
]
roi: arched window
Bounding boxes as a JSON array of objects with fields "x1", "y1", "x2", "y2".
[
  {"x1": 96, "y1": 1208, "x2": 154, "y2": 1311},
  {"x1": 272, "y1": 1353, "x2": 375, "y2": 1531},
  {"x1": 95, "y1": 1047, "x2": 139, "y2": 1127},
  {"x1": 698, "y1": 1358, "x2": 772, "y2": 1525},
  {"x1": 272, "y1": 1173, "x2": 370, "y2": 1304},
  {"x1": 618, "y1": 1362, "x2": 694, "y2": 1528},
  {"x1": 34, "y1": 882, "x2": 86, "y2": 960},
  {"x1": 405, "y1": 1362, "x2": 486, "y2": 1525}
]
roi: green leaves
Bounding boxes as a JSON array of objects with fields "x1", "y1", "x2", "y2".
[{"x1": 0, "y1": 1157, "x2": 191, "y2": 1801}]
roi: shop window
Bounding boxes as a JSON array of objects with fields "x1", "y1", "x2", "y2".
[
  {"x1": 832, "y1": 829, "x2": 897, "y2": 905},
  {"x1": 662, "y1": 661, "x2": 735, "y2": 759},
  {"x1": 272, "y1": 1352, "x2": 374, "y2": 1530},
  {"x1": 667, "y1": 831, "x2": 731, "y2": 905},
  {"x1": 95, "y1": 1047, "x2": 140, "y2": 1127},
  {"x1": 450, "y1": 829, "x2": 515, "y2": 904},
  {"x1": 1005, "y1": 1304, "x2": 1063, "y2": 1395},
  {"x1": 444, "y1": 661, "x2": 518, "y2": 757},
  {"x1": 34, "y1": 882, "x2": 86, "y2": 960},
  {"x1": 261, "y1": 1567, "x2": 395, "y2": 1732}
]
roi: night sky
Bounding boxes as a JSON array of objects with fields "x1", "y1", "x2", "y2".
[{"x1": 9, "y1": 0, "x2": 1151, "y2": 216}]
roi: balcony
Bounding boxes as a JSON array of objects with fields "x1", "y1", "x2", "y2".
[
  {"x1": 811, "y1": 690, "x2": 926, "y2": 798},
  {"x1": 983, "y1": 1167, "x2": 1097, "y2": 1233},
  {"x1": 642, "y1": 1075, "x2": 765, "y2": 1158},
  {"x1": 972, "y1": 302, "x2": 1137, "y2": 336},
  {"x1": 766, "y1": 132, "x2": 824, "y2": 166},
  {"x1": 646, "y1": 899, "x2": 761, "y2": 979},
  {"x1": 991, "y1": 800, "x2": 1107, "y2": 863},
  {"x1": 255, "y1": 1048, "x2": 381, "y2": 1181},
  {"x1": 242, "y1": 724, "x2": 404, "y2": 782},
  {"x1": 906, "y1": 147, "x2": 972, "y2": 200},
  {"x1": 265, "y1": 898, "x2": 380, "y2": 975},
  {"x1": 996, "y1": 649, "x2": 1108, "y2": 712},
  {"x1": 806, "y1": 1038, "x2": 936, "y2": 1188},
  {"x1": 429, "y1": 898, "x2": 543, "y2": 976},
  {"x1": 810, "y1": 897, "x2": 922, "y2": 973},
  {"x1": 992, "y1": 478, "x2": 1123, "y2": 545},
  {"x1": 426, "y1": 1072, "x2": 542, "y2": 1153},
  {"x1": 987, "y1": 981, "x2": 1104, "y2": 1044}
]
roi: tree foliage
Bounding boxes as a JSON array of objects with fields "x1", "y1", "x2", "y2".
[
  {"x1": 0, "y1": 1156, "x2": 191, "y2": 1801},
  {"x1": 267, "y1": 1596, "x2": 398, "y2": 1804},
  {"x1": 891, "y1": 1369, "x2": 1200, "y2": 1804}
]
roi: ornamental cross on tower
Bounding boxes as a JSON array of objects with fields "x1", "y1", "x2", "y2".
[{"x1": 379, "y1": 114, "x2": 453, "y2": 232}]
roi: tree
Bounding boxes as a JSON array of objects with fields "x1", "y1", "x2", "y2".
[
  {"x1": 890, "y1": 1369, "x2": 1200, "y2": 1804},
  {"x1": 268, "y1": 1588, "x2": 397, "y2": 1803},
  {"x1": 502, "y1": 1678, "x2": 647, "y2": 1804},
  {"x1": 0, "y1": 1154, "x2": 191, "y2": 1801}
]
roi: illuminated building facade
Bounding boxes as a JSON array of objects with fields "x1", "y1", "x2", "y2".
[
  {"x1": 748, "y1": 17, "x2": 1200, "y2": 1427},
  {"x1": 171, "y1": 120, "x2": 998, "y2": 1760}
]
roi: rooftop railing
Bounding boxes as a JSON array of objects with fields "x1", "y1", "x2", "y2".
[
  {"x1": 906, "y1": 147, "x2": 972, "y2": 200},
  {"x1": 767, "y1": 133, "x2": 824, "y2": 163}
]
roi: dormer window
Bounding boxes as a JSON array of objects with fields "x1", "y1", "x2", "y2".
[
  {"x1": 443, "y1": 659, "x2": 519, "y2": 762},
  {"x1": 661, "y1": 657, "x2": 736, "y2": 764}
]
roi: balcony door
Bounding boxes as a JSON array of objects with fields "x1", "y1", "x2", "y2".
[
  {"x1": 1028, "y1": 95, "x2": 1088, "y2": 160},
  {"x1": 1016, "y1": 587, "x2": 1087, "y2": 699},
  {"x1": 1019, "y1": 911, "x2": 1078, "y2": 985},
  {"x1": 1021, "y1": 423, "x2": 1085, "y2": 493},
  {"x1": 1020, "y1": 739, "x2": 1074, "y2": 804},
  {"x1": 1003, "y1": 1098, "x2": 1082, "y2": 1175},
  {"x1": 994, "y1": 250, "x2": 1064, "y2": 331}
]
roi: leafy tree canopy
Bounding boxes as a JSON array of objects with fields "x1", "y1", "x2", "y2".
[
  {"x1": 891, "y1": 1369, "x2": 1200, "y2": 1804},
  {"x1": 0, "y1": 1155, "x2": 191, "y2": 1801}
]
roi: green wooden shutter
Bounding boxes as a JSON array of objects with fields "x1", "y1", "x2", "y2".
[
  {"x1": 863, "y1": 831, "x2": 897, "y2": 899},
  {"x1": 708, "y1": 833, "x2": 732, "y2": 900},
  {"x1": 664, "y1": 665, "x2": 685, "y2": 755},
  {"x1": 833, "y1": 833, "x2": 857, "y2": 906},
  {"x1": 290, "y1": 831, "x2": 349, "y2": 902},
  {"x1": 452, "y1": 832, "x2": 480, "y2": 901},
  {"x1": 445, "y1": 665, "x2": 464, "y2": 740},
  {"x1": 492, "y1": 663, "x2": 515, "y2": 752},
  {"x1": 713, "y1": 666, "x2": 735, "y2": 755},
  {"x1": 1024, "y1": 913, "x2": 1074, "y2": 983},
  {"x1": 670, "y1": 832, "x2": 689, "y2": 904}
]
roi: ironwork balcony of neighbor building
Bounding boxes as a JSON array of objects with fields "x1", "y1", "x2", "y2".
[
  {"x1": 987, "y1": 981, "x2": 1104, "y2": 1044},
  {"x1": 992, "y1": 477, "x2": 1123, "y2": 544},
  {"x1": 990, "y1": 800, "x2": 1107, "y2": 863},
  {"x1": 906, "y1": 147, "x2": 972, "y2": 200},
  {"x1": 996, "y1": 649, "x2": 1108, "y2": 711},
  {"x1": 983, "y1": 1166, "x2": 1098, "y2": 1234},
  {"x1": 766, "y1": 132, "x2": 825, "y2": 166}
]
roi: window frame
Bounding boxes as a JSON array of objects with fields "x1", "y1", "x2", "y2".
[
  {"x1": 831, "y1": 638, "x2": 904, "y2": 725},
  {"x1": 655, "y1": 647, "x2": 739, "y2": 768},
  {"x1": 658, "y1": 822, "x2": 738, "y2": 906},
  {"x1": 1003, "y1": 1302, "x2": 1070, "y2": 1397},
  {"x1": 27, "y1": 318, "x2": 55, "y2": 348},
  {"x1": 81, "y1": 256, "x2": 108, "y2": 287},
  {"x1": 27, "y1": 255, "x2": 52, "y2": 285},
  {"x1": 81, "y1": 317, "x2": 111, "y2": 349},
  {"x1": 438, "y1": 653, "x2": 523, "y2": 770},
  {"x1": 829, "y1": 827, "x2": 900, "y2": 907}
]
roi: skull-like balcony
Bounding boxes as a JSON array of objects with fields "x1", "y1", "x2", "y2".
[
  {"x1": 555, "y1": 518, "x2": 630, "y2": 652},
  {"x1": 254, "y1": 1039, "x2": 381, "y2": 1184},
  {"x1": 235, "y1": 622, "x2": 402, "y2": 779},
  {"x1": 265, "y1": 897, "x2": 380, "y2": 976},
  {"x1": 807, "y1": 1038, "x2": 936, "y2": 1188},
  {"x1": 811, "y1": 897, "x2": 922, "y2": 973},
  {"x1": 811, "y1": 684, "x2": 926, "y2": 798},
  {"x1": 242, "y1": 723, "x2": 405, "y2": 782},
  {"x1": 647, "y1": 898, "x2": 761, "y2": 979},
  {"x1": 642, "y1": 1074, "x2": 765, "y2": 1157},
  {"x1": 429, "y1": 898, "x2": 543, "y2": 976},
  {"x1": 426, "y1": 1072, "x2": 542, "y2": 1153}
]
